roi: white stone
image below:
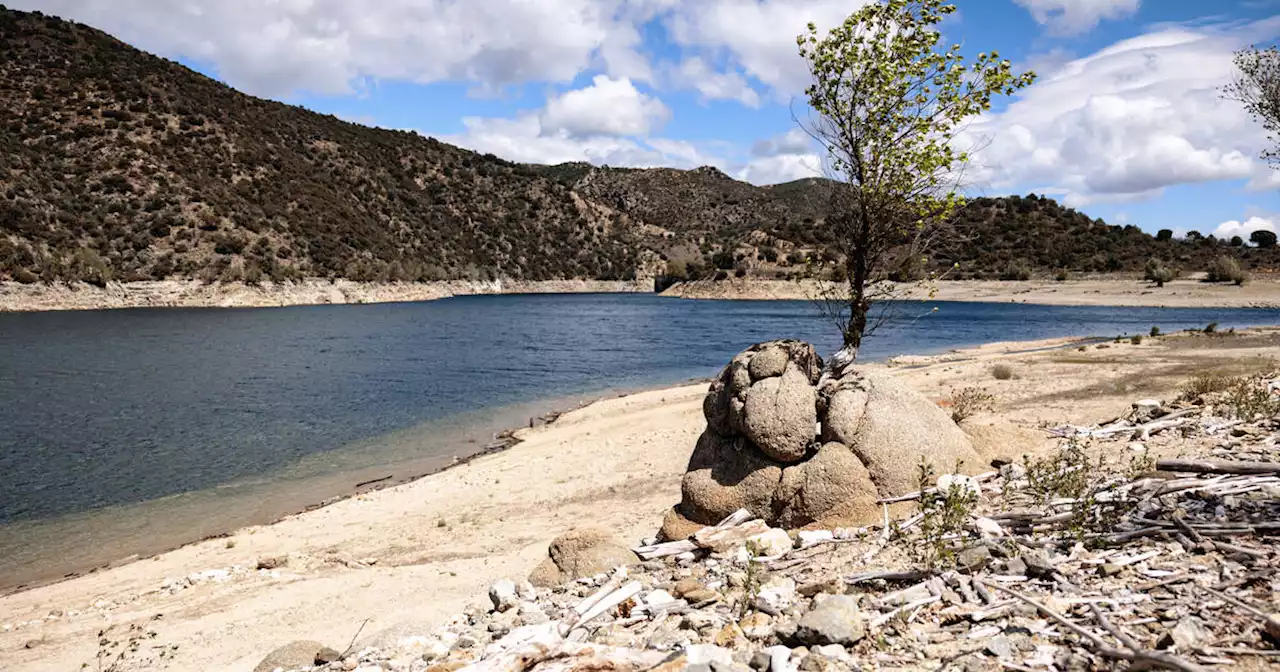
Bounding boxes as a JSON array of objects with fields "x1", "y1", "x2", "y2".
[
  {"x1": 489, "y1": 579, "x2": 519, "y2": 612},
  {"x1": 974, "y1": 517, "x2": 1005, "y2": 538},
  {"x1": 813, "y1": 643, "x2": 850, "y2": 660},
  {"x1": 685, "y1": 644, "x2": 735, "y2": 666},
  {"x1": 516, "y1": 580, "x2": 537, "y2": 601},
  {"x1": 765, "y1": 645, "x2": 796, "y2": 672},
  {"x1": 747, "y1": 528, "x2": 794, "y2": 557},
  {"x1": 753, "y1": 577, "x2": 797, "y2": 613},
  {"x1": 937, "y1": 473, "x2": 981, "y2": 499},
  {"x1": 1128, "y1": 442, "x2": 1147, "y2": 452},
  {"x1": 644, "y1": 589, "x2": 678, "y2": 607}
]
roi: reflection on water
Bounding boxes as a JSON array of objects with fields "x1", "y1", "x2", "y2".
[{"x1": 1, "y1": 294, "x2": 1276, "y2": 590}]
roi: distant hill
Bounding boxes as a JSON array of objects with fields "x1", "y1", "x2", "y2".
[{"x1": 1, "y1": 6, "x2": 1276, "y2": 287}]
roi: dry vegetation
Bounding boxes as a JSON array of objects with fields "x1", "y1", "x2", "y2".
[{"x1": 3, "y1": 8, "x2": 1280, "y2": 287}]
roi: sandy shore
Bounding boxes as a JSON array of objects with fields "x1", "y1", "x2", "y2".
[
  {"x1": 0, "y1": 278, "x2": 652, "y2": 312},
  {"x1": 3, "y1": 327, "x2": 1279, "y2": 670},
  {"x1": 663, "y1": 277, "x2": 1280, "y2": 308}
]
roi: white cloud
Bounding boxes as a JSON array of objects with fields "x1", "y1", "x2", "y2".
[
  {"x1": 738, "y1": 153, "x2": 823, "y2": 184},
  {"x1": 664, "y1": 0, "x2": 865, "y2": 98},
  {"x1": 9, "y1": 0, "x2": 651, "y2": 97},
  {"x1": 1213, "y1": 216, "x2": 1276, "y2": 242},
  {"x1": 669, "y1": 57, "x2": 761, "y2": 107},
  {"x1": 540, "y1": 76, "x2": 669, "y2": 137},
  {"x1": 1013, "y1": 0, "x2": 1141, "y2": 35},
  {"x1": 957, "y1": 17, "x2": 1280, "y2": 207},
  {"x1": 751, "y1": 128, "x2": 812, "y2": 157}
]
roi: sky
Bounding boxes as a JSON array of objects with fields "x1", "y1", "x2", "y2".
[{"x1": 11, "y1": 0, "x2": 1280, "y2": 240}]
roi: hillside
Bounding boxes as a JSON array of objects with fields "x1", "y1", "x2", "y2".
[{"x1": 1, "y1": 6, "x2": 1277, "y2": 288}]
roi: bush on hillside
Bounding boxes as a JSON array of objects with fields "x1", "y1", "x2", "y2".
[
  {"x1": 1206, "y1": 256, "x2": 1247, "y2": 285},
  {"x1": 1143, "y1": 258, "x2": 1177, "y2": 287}
]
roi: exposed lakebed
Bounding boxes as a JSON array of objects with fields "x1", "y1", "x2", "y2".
[{"x1": 0, "y1": 293, "x2": 1275, "y2": 589}]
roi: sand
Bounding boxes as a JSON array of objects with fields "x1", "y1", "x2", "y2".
[
  {"x1": 663, "y1": 277, "x2": 1280, "y2": 308},
  {"x1": 6, "y1": 275, "x2": 1280, "y2": 313},
  {"x1": 0, "y1": 278, "x2": 651, "y2": 312},
  {"x1": 3, "y1": 327, "x2": 1279, "y2": 671}
]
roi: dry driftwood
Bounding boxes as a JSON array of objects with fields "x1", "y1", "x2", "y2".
[{"x1": 1156, "y1": 459, "x2": 1280, "y2": 475}]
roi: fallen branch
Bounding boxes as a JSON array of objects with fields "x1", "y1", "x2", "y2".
[
  {"x1": 1156, "y1": 459, "x2": 1280, "y2": 475},
  {"x1": 977, "y1": 580, "x2": 1208, "y2": 672}
]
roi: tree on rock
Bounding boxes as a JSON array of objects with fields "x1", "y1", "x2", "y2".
[
  {"x1": 796, "y1": 0, "x2": 1034, "y2": 363},
  {"x1": 1224, "y1": 44, "x2": 1280, "y2": 166}
]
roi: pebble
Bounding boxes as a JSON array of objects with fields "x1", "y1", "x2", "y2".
[{"x1": 753, "y1": 577, "x2": 797, "y2": 614}]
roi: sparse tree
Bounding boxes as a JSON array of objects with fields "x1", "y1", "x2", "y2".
[
  {"x1": 796, "y1": 0, "x2": 1034, "y2": 365},
  {"x1": 1224, "y1": 44, "x2": 1280, "y2": 165},
  {"x1": 1156, "y1": 229, "x2": 1174, "y2": 241},
  {"x1": 1250, "y1": 229, "x2": 1277, "y2": 248}
]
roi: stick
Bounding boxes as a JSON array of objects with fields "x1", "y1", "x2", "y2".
[
  {"x1": 341, "y1": 618, "x2": 372, "y2": 657},
  {"x1": 1156, "y1": 459, "x2": 1280, "y2": 475},
  {"x1": 977, "y1": 581, "x2": 1208, "y2": 672}
]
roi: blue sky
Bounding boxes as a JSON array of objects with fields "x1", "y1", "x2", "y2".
[{"x1": 13, "y1": 0, "x2": 1280, "y2": 239}]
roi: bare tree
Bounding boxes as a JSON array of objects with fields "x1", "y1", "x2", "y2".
[
  {"x1": 1224, "y1": 44, "x2": 1280, "y2": 166},
  {"x1": 795, "y1": 0, "x2": 1034, "y2": 368}
]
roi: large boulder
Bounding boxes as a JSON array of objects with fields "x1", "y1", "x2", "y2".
[
  {"x1": 668, "y1": 340, "x2": 982, "y2": 534},
  {"x1": 743, "y1": 368, "x2": 816, "y2": 463},
  {"x1": 822, "y1": 374, "x2": 981, "y2": 497},
  {"x1": 679, "y1": 431, "x2": 784, "y2": 526},
  {"x1": 775, "y1": 442, "x2": 878, "y2": 529},
  {"x1": 528, "y1": 527, "x2": 637, "y2": 587}
]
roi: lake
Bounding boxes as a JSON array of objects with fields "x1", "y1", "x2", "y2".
[{"x1": 0, "y1": 293, "x2": 1276, "y2": 589}]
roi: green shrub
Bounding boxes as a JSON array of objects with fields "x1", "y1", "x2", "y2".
[
  {"x1": 999, "y1": 259, "x2": 1032, "y2": 281},
  {"x1": 1206, "y1": 256, "x2": 1247, "y2": 285},
  {"x1": 1054, "y1": 269, "x2": 1069, "y2": 282},
  {"x1": 1205, "y1": 322, "x2": 1218, "y2": 334},
  {"x1": 1149, "y1": 326, "x2": 1160, "y2": 337},
  {"x1": 991, "y1": 364, "x2": 1016, "y2": 380},
  {"x1": 1143, "y1": 258, "x2": 1177, "y2": 287},
  {"x1": 1130, "y1": 335, "x2": 1143, "y2": 345},
  {"x1": 949, "y1": 387, "x2": 995, "y2": 424}
]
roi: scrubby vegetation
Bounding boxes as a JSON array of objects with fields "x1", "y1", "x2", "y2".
[{"x1": 1, "y1": 7, "x2": 1278, "y2": 286}]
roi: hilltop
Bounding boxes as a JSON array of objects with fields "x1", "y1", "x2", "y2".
[{"x1": 1, "y1": 6, "x2": 1277, "y2": 290}]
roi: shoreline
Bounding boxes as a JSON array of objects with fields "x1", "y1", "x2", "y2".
[
  {"x1": 0, "y1": 378, "x2": 710, "y2": 596},
  {"x1": 3, "y1": 327, "x2": 1279, "y2": 670},
  {"x1": 0, "y1": 278, "x2": 653, "y2": 312},
  {"x1": 7, "y1": 275, "x2": 1280, "y2": 312},
  {"x1": 662, "y1": 276, "x2": 1280, "y2": 308}
]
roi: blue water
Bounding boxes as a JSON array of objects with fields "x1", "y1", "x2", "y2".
[{"x1": 0, "y1": 294, "x2": 1275, "y2": 587}]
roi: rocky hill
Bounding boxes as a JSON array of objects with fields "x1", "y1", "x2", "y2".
[{"x1": 1, "y1": 6, "x2": 1276, "y2": 288}]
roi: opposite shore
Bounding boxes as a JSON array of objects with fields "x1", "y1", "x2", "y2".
[
  {"x1": 4, "y1": 327, "x2": 1279, "y2": 670},
  {"x1": 4, "y1": 275, "x2": 1280, "y2": 312}
]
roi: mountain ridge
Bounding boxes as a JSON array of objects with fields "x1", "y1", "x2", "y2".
[{"x1": 1, "y1": 5, "x2": 1276, "y2": 289}]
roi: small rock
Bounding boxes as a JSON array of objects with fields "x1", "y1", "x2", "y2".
[
  {"x1": 973, "y1": 518, "x2": 1004, "y2": 539},
  {"x1": 1021, "y1": 550, "x2": 1055, "y2": 578},
  {"x1": 256, "y1": 556, "x2": 287, "y2": 570},
  {"x1": 747, "y1": 528, "x2": 795, "y2": 557},
  {"x1": 985, "y1": 635, "x2": 1015, "y2": 659},
  {"x1": 714, "y1": 623, "x2": 746, "y2": 647},
  {"x1": 794, "y1": 594, "x2": 864, "y2": 646},
  {"x1": 488, "y1": 579, "x2": 519, "y2": 612},
  {"x1": 645, "y1": 589, "x2": 678, "y2": 607},
  {"x1": 797, "y1": 578, "x2": 842, "y2": 597},
  {"x1": 683, "y1": 611, "x2": 722, "y2": 632},
  {"x1": 999, "y1": 463, "x2": 1027, "y2": 481},
  {"x1": 674, "y1": 578, "x2": 705, "y2": 598},
  {"x1": 957, "y1": 546, "x2": 991, "y2": 571},
  {"x1": 937, "y1": 473, "x2": 982, "y2": 499},
  {"x1": 739, "y1": 612, "x2": 774, "y2": 640},
  {"x1": 1099, "y1": 563, "x2": 1123, "y2": 577},
  {"x1": 685, "y1": 589, "x2": 720, "y2": 604},
  {"x1": 750, "y1": 650, "x2": 773, "y2": 671},
  {"x1": 1004, "y1": 557, "x2": 1028, "y2": 576},
  {"x1": 1158, "y1": 616, "x2": 1210, "y2": 651},
  {"x1": 515, "y1": 580, "x2": 537, "y2": 601},
  {"x1": 686, "y1": 644, "x2": 736, "y2": 667},
  {"x1": 754, "y1": 577, "x2": 797, "y2": 614}
]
